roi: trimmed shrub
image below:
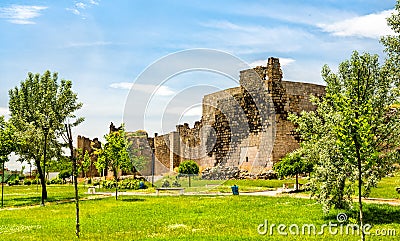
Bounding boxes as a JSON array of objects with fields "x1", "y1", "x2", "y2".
[{"x1": 178, "y1": 160, "x2": 199, "y2": 175}]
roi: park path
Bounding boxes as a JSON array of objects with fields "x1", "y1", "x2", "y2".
[
  {"x1": 1, "y1": 188, "x2": 398, "y2": 211},
  {"x1": 99, "y1": 188, "x2": 400, "y2": 206}
]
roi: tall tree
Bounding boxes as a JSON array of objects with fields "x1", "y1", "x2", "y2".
[
  {"x1": 290, "y1": 52, "x2": 400, "y2": 241},
  {"x1": 381, "y1": 0, "x2": 400, "y2": 83},
  {"x1": 8, "y1": 71, "x2": 82, "y2": 206},
  {"x1": 97, "y1": 126, "x2": 131, "y2": 200},
  {"x1": 0, "y1": 116, "x2": 17, "y2": 208}
]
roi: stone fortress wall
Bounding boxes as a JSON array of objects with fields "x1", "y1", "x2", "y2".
[
  {"x1": 78, "y1": 57, "x2": 326, "y2": 178},
  {"x1": 135, "y1": 57, "x2": 325, "y2": 176}
]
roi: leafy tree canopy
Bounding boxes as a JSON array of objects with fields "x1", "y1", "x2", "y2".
[{"x1": 178, "y1": 160, "x2": 199, "y2": 175}]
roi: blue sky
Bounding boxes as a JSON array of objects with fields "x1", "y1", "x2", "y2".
[{"x1": 0, "y1": 0, "x2": 397, "y2": 169}]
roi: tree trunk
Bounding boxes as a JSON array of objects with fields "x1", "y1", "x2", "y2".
[
  {"x1": 189, "y1": 175, "x2": 191, "y2": 187},
  {"x1": 354, "y1": 131, "x2": 365, "y2": 241},
  {"x1": 1, "y1": 161, "x2": 5, "y2": 208},
  {"x1": 66, "y1": 124, "x2": 80, "y2": 238},
  {"x1": 358, "y1": 156, "x2": 364, "y2": 241},
  {"x1": 114, "y1": 169, "x2": 118, "y2": 200},
  {"x1": 35, "y1": 159, "x2": 47, "y2": 205},
  {"x1": 295, "y1": 174, "x2": 299, "y2": 191}
]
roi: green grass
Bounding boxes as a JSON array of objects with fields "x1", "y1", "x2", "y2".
[
  {"x1": 0, "y1": 184, "x2": 89, "y2": 207},
  {"x1": 153, "y1": 175, "x2": 308, "y2": 193},
  {"x1": 0, "y1": 195, "x2": 399, "y2": 240},
  {"x1": 368, "y1": 172, "x2": 400, "y2": 199}
]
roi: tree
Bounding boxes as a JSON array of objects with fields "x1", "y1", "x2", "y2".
[
  {"x1": 0, "y1": 116, "x2": 17, "y2": 208},
  {"x1": 8, "y1": 71, "x2": 82, "y2": 206},
  {"x1": 178, "y1": 160, "x2": 199, "y2": 187},
  {"x1": 381, "y1": 0, "x2": 400, "y2": 84},
  {"x1": 77, "y1": 149, "x2": 91, "y2": 180},
  {"x1": 273, "y1": 150, "x2": 313, "y2": 191},
  {"x1": 97, "y1": 126, "x2": 131, "y2": 200},
  {"x1": 290, "y1": 52, "x2": 400, "y2": 241}
]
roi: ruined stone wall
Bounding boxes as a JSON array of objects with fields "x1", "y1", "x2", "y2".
[
  {"x1": 124, "y1": 57, "x2": 326, "y2": 178},
  {"x1": 270, "y1": 81, "x2": 326, "y2": 165},
  {"x1": 127, "y1": 134, "x2": 169, "y2": 175},
  {"x1": 77, "y1": 135, "x2": 101, "y2": 177}
]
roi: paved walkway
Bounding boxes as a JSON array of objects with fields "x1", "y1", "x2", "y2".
[{"x1": 104, "y1": 188, "x2": 400, "y2": 206}]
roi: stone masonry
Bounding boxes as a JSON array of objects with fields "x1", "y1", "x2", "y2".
[
  {"x1": 82, "y1": 57, "x2": 325, "y2": 179},
  {"x1": 124, "y1": 57, "x2": 326, "y2": 179}
]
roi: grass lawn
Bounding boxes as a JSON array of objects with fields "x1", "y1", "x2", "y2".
[
  {"x1": 368, "y1": 172, "x2": 400, "y2": 199},
  {"x1": 152, "y1": 175, "x2": 307, "y2": 193},
  {"x1": 0, "y1": 195, "x2": 399, "y2": 240},
  {"x1": 0, "y1": 184, "x2": 89, "y2": 207}
]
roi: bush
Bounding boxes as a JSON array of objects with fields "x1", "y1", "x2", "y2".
[
  {"x1": 8, "y1": 179, "x2": 20, "y2": 186},
  {"x1": 101, "y1": 178, "x2": 149, "y2": 190},
  {"x1": 50, "y1": 178, "x2": 62, "y2": 184},
  {"x1": 24, "y1": 179, "x2": 32, "y2": 185},
  {"x1": 172, "y1": 180, "x2": 181, "y2": 187},
  {"x1": 162, "y1": 180, "x2": 170, "y2": 188},
  {"x1": 58, "y1": 170, "x2": 71, "y2": 180},
  {"x1": 178, "y1": 160, "x2": 199, "y2": 175}
]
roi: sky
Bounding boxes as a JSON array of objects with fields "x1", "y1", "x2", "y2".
[{"x1": 0, "y1": 0, "x2": 397, "y2": 170}]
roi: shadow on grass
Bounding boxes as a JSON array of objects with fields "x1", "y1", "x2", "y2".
[
  {"x1": 325, "y1": 204, "x2": 400, "y2": 225},
  {"x1": 120, "y1": 197, "x2": 146, "y2": 202}
]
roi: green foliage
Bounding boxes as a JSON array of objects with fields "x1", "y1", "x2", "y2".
[
  {"x1": 23, "y1": 179, "x2": 31, "y2": 185},
  {"x1": 50, "y1": 178, "x2": 62, "y2": 185},
  {"x1": 178, "y1": 160, "x2": 199, "y2": 175},
  {"x1": 77, "y1": 149, "x2": 91, "y2": 178},
  {"x1": 273, "y1": 151, "x2": 313, "y2": 178},
  {"x1": 162, "y1": 179, "x2": 170, "y2": 188},
  {"x1": 97, "y1": 126, "x2": 132, "y2": 182},
  {"x1": 58, "y1": 170, "x2": 71, "y2": 180},
  {"x1": 8, "y1": 179, "x2": 21, "y2": 186},
  {"x1": 290, "y1": 51, "x2": 400, "y2": 214},
  {"x1": 47, "y1": 155, "x2": 71, "y2": 172},
  {"x1": 0, "y1": 116, "x2": 17, "y2": 164},
  {"x1": 8, "y1": 70, "x2": 83, "y2": 201},
  {"x1": 101, "y1": 178, "x2": 147, "y2": 190}
]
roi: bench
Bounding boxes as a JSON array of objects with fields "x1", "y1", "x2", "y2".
[
  {"x1": 88, "y1": 186, "x2": 96, "y2": 194},
  {"x1": 156, "y1": 188, "x2": 184, "y2": 195}
]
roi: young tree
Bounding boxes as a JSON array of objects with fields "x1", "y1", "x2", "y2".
[
  {"x1": 273, "y1": 150, "x2": 313, "y2": 191},
  {"x1": 290, "y1": 52, "x2": 400, "y2": 241},
  {"x1": 8, "y1": 71, "x2": 82, "y2": 206},
  {"x1": 0, "y1": 116, "x2": 17, "y2": 208},
  {"x1": 97, "y1": 126, "x2": 131, "y2": 200},
  {"x1": 178, "y1": 160, "x2": 199, "y2": 187}
]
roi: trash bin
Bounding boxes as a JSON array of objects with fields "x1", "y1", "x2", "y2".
[{"x1": 231, "y1": 185, "x2": 239, "y2": 195}]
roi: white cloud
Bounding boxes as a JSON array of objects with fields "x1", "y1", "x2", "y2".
[
  {"x1": 88, "y1": 0, "x2": 99, "y2": 6},
  {"x1": 67, "y1": 0, "x2": 100, "y2": 16},
  {"x1": 249, "y1": 57, "x2": 295, "y2": 68},
  {"x1": 76, "y1": 3, "x2": 87, "y2": 9},
  {"x1": 66, "y1": 8, "x2": 80, "y2": 15},
  {"x1": 110, "y1": 82, "x2": 176, "y2": 96},
  {"x1": 318, "y1": 10, "x2": 395, "y2": 39},
  {"x1": 0, "y1": 5, "x2": 47, "y2": 24}
]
